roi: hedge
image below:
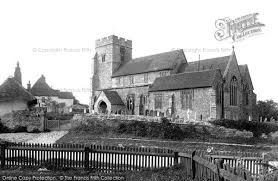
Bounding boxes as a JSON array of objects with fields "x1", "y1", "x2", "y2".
[{"x1": 210, "y1": 119, "x2": 278, "y2": 138}]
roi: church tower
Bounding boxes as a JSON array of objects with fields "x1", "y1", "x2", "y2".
[
  {"x1": 14, "y1": 61, "x2": 22, "y2": 85},
  {"x1": 90, "y1": 35, "x2": 132, "y2": 111},
  {"x1": 94, "y1": 35, "x2": 132, "y2": 90}
]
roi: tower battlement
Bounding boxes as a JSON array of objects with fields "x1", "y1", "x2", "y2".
[{"x1": 95, "y1": 35, "x2": 132, "y2": 48}]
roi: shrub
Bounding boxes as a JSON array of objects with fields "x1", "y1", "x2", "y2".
[
  {"x1": 210, "y1": 119, "x2": 278, "y2": 138},
  {"x1": 117, "y1": 123, "x2": 128, "y2": 134},
  {"x1": 0, "y1": 122, "x2": 10, "y2": 133},
  {"x1": 146, "y1": 122, "x2": 162, "y2": 138},
  {"x1": 11, "y1": 125, "x2": 27, "y2": 133}
]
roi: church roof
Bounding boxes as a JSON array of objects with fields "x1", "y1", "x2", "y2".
[
  {"x1": 30, "y1": 75, "x2": 59, "y2": 97},
  {"x1": 239, "y1": 64, "x2": 247, "y2": 76},
  {"x1": 0, "y1": 77, "x2": 35, "y2": 102},
  {"x1": 103, "y1": 90, "x2": 124, "y2": 105},
  {"x1": 112, "y1": 49, "x2": 186, "y2": 77},
  {"x1": 149, "y1": 69, "x2": 220, "y2": 92},
  {"x1": 184, "y1": 55, "x2": 230, "y2": 74}
]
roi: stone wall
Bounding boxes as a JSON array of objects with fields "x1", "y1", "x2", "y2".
[
  {"x1": 0, "y1": 110, "x2": 45, "y2": 132},
  {"x1": 0, "y1": 100, "x2": 28, "y2": 117},
  {"x1": 111, "y1": 70, "x2": 170, "y2": 88},
  {"x1": 148, "y1": 87, "x2": 217, "y2": 122}
]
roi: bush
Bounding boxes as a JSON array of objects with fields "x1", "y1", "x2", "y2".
[
  {"x1": 116, "y1": 118, "x2": 190, "y2": 141},
  {"x1": 146, "y1": 122, "x2": 162, "y2": 138},
  {"x1": 11, "y1": 126, "x2": 27, "y2": 133},
  {"x1": 71, "y1": 117, "x2": 115, "y2": 135},
  {"x1": 0, "y1": 122, "x2": 10, "y2": 133},
  {"x1": 210, "y1": 119, "x2": 278, "y2": 138}
]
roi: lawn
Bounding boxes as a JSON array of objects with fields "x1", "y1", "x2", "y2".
[
  {"x1": 56, "y1": 116, "x2": 275, "y2": 155},
  {"x1": 0, "y1": 164, "x2": 192, "y2": 181},
  {"x1": 56, "y1": 131, "x2": 271, "y2": 154}
]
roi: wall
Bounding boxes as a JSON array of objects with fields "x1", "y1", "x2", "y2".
[
  {"x1": 94, "y1": 35, "x2": 132, "y2": 90},
  {"x1": 0, "y1": 100, "x2": 28, "y2": 117},
  {"x1": 112, "y1": 86, "x2": 149, "y2": 115},
  {"x1": 0, "y1": 110, "x2": 45, "y2": 131},
  {"x1": 111, "y1": 70, "x2": 170, "y2": 88},
  {"x1": 222, "y1": 55, "x2": 243, "y2": 120},
  {"x1": 57, "y1": 98, "x2": 73, "y2": 107},
  {"x1": 148, "y1": 87, "x2": 217, "y2": 122}
]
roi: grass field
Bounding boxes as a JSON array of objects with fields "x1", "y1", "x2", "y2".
[
  {"x1": 0, "y1": 164, "x2": 192, "y2": 181},
  {"x1": 56, "y1": 131, "x2": 271, "y2": 154}
]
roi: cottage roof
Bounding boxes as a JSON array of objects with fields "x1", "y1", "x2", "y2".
[
  {"x1": 112, "y1": 49, "x2": 186, "y2": 77},
  {"x1": 0, "y1": 77, "x2": 35, "y2": 102},
  {"x1": 149, "y1": 69, "x2": 220, "y2": 92},
  {"x1": 30, "y1": 75, "x2": 59, "y2": 97},
  {"x1": 56, "y1": 90, "x2": 74, "y2": 99}
]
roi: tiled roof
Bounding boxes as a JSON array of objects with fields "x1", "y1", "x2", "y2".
[
  {"x1": 149, "y1": 69, "x2": 220, "y2": 92},
  {"x1": 103, "y1": 90, "x2": 124, "y2": 105},
  {"x1": 239, "y1": 64, "x2": 247, "y2": 76},
  {"x1": 184, "y1": 55, "x2": 230, "y2": 74},
  {"x1": 112, "y1": 49, "x2": 186, "y2": 77},
  {"x1": 0, "y1": 77, "x2": 35, "y2": 102},
  {"x1": 30, "y1": 75, "x2": 59, "y2": 97},
  {"x1": 56, "y1": 91, "x2": 74, "y2": 99}
]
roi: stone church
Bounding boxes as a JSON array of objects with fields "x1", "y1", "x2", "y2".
[{"x1": 90, "y1": 35, "x2": 257, "y2": 121}]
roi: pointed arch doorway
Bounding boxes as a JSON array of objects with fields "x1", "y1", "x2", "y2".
[{"x1": 99, "y1": 101, "x2": 107, "y2": 114}]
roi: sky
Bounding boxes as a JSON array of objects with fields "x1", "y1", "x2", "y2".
[{"x1": 0, "y1": 0, "x2": 277, "y2": 104}]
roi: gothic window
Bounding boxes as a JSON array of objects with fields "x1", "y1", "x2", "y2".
[
  {"x1": 120, "y1": 47, "x2": 125, "y2": 62},
  {"x1": 144, "y1": 73, "x2": 148, "y2": 83},
  {"x1": 130, "y1": 76, "x2": 134, "y2": 85},
  {"x1": 101, "y1": 54, "x2": 106, "y2": 62},
  {"x1": 116, "y1": 77, "x2": 121, "y2": 86},
  {"x1": 230, "y1": 76, "x2": 238, "y2": 106},
  {"x1": 126, "y1": 94, "x2": 135, "y2": 111},
  {"x1": 154, "y1": 93, "x2": 163, "y2": 109},
  {"x1": 243, "y1": 84, "x2": 249, "y2": 105},
  {"x1": 216, "y1": 83, "x2": 223, "y2": 105},
  {"x1": 181, "y1": 90, "x2": 193, "y2": 109}
]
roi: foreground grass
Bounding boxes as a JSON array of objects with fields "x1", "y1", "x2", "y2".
[
  {"x1": 0, "y1": 164, "x2": 192, "y2": 181},
  {"x1": 56, "y1": 131, "x2": 271, "y2": 154}
]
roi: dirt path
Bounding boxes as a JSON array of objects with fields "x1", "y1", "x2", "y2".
[{"x1": 0, "y1": 131, "x2": 68, "y2": 144}]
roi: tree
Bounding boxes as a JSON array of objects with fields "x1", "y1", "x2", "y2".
[
  {"x1": 73, "y1": 97, "x2": 80, "y2": 105},
  {"x1": 256, "y1": 100, "x2": 278, "y2": 121}
]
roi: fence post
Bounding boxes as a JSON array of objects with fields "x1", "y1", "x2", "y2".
[
  {"x1": 84, "y1": 146, "x2": 89, "y2": 170},
  {"x1": 217, "y1": 159, "x2": 224, "y2": 181},
  {"x1": 1, "y1": 142, "x2": 6, "y2": 169},
  {"x1": 174, "y1": 152, "x2": 179, "y2": 166},
  {"x1": 191, "y1": 151, "x2": 196, "y2": 179},
  {"x1": 58, "y1": 120, "x2": 60, "y2": 130}
]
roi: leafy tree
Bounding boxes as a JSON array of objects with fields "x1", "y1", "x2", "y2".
[{"x1": 256, "y1": 100, "x2": 278, "y2": 121}]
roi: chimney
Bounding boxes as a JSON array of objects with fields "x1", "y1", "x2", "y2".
[{"x1": 27, "y1": 81, "x2": 31, "y2": 91}]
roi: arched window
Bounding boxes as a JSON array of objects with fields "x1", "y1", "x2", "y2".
[
  {"x1": 243, "y1": 84, "x2": 249, "y2": 105},
  {"x1": 126, "y1": 94, "x2": 135, "y2": 111},
  {"x1": 230, "y1": 76, "x2": 238, "y2": 106},
  {"x1": 216, "y1": 83, "x2": 223, "y2": 105}
]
